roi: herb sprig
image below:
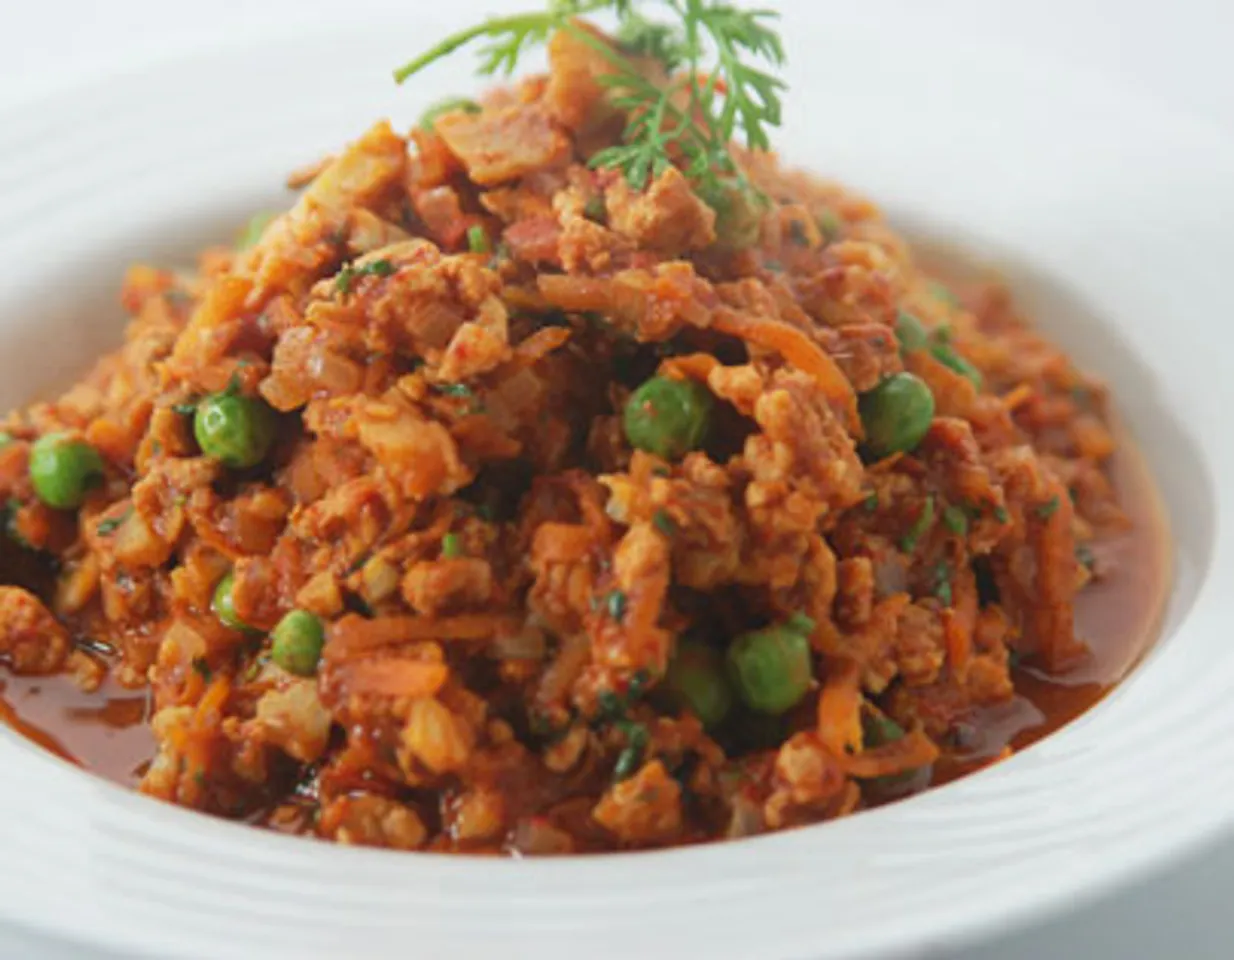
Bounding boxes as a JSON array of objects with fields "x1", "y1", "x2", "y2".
[{"x1": 393, "y1": 1, "x2": 786, "y2": 202}]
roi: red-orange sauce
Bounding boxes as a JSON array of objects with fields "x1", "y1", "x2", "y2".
[
  {"x1": 0, "y1": 673, "x2": 152, "y2": 785},
  {"x1": 935, "y1": 436, "x2": 1170, "y2": 781}
]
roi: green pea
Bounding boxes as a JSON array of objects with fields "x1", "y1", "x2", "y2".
[
  {"x1": 418, "y1": 96, "x2": 481, "y2": 131},
  {"x1": 270, "y1": 609, "x2": 325, "y2": 676},
  {"x1": 725, "y1": 620, "x2": 814, "y2": 715},
  {"x1": 863, "y1": 712, "x2": 905, "y2": 748},
  {"x1": 894, "y1": 311, "x2": 929, "y2": 353},
  {"x1": 930, "y1": 343, "x2": 983, "y2": 389},
  {"x1": 623, "y1": 376, "x2": 713, "y2": 460},
  {"x1": 664, "y1": 638, "x2": 734, "y2": 728},
  {"x1": 29, "y1": 433, "x2": 105, "y2": 510},
  {"x1": 194, "y1": 392, "x2": 276, "y2": 469},
  {"x1": 859, "y1": 711, "x2": 923, "y2": 795},
  {"x1": 211, "y1": 572, "x2": 251, "y2": 632},
  {"x1": 858, "y1": 373, "x2": 935, "y2": 459},
  {"x1": 235, "y1": 212, "x2": 277, "y2": 251}
]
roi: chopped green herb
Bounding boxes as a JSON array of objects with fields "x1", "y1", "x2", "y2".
[
  {"x1": 466, "y1": 224, "x2": 491, "y2": 254},
  {"x1": 900, "y1": 495, "x2": 936, "y2": 552},
  {"x1": 815, "y1": 209, "x2": 841, "y2": 242},
  {"x1": 1007, "y1": 647, "x2": 1024, "y2": 669},
  {"x1": 596, "y1": 689, "x2": 624, "y2": 721},
  {"x1": 4, "y1": 498, "x2": 31, "y2": 550},
  {"x1": 235, "y1": 212, "x2": 277, "y2": 251},
  {"x1": 191, "y1": 658, "x2": 212, "y2": 682},
  {"x1": 785, "y1": 611, "x2": 816, "y2": 635},
  {"x1": 613, "y1": 743, "x2": 641, "y2": 779},
  {"x1": 931, "y1": 282, "x2": 959, "y2": 307},
  {"x1": 193, "y1": 770, "x2": 207, "y2": 788},
  {"x1": 862, "y1": 491, "x2": 879, "y2": 513},
  {"x1": 787, "y1": 219, "x2": 810, "y2": 247},
  {"x1": 418, "y1": 96, "x2": 481, "y2": 130},
  {"x1": 434, "y1": 382, "x2": 474, "y2": 398},
  {"x1": 613, "y1": 720, "x2": 649, "y2": 780},
  {"x1": 993, "y1": 505, "x2": 1010, "y2": 524},
  {"x1": 862, "y1": 711, "x2": 905, "y2": 748},
  {"x1": 930, "y1": 343, "x2": 983, "y2": 389},
  {"x1": 1076, "y1": 544, "x2": 1096, "y2": 571},
  {"x1": 652, "y1": 509, "x2": 676, "y2": 536},
  {"x1": 941, "y1": 505, "x2": 969, "y2": 536},
  {"x1": 615, "y1": 12, "x2": 686, "y2": 69},
  {"x1": 606, "y1": 589, "x2": 628, "y2": 623},
  {"x1": 973, "y1": 556, "x2": 1000, "y2": 606},
  {"x1": 626, "y1": 668, "x2": 652, "y2": 701},
  {"x1": 583, "y1": 195, "x2": 607, "y2": 222},
  {"x1": 171, "y1": 400, "x2": 198, "y2": 416},
  {"x1": 1035, "y1": 496, "x2": 1061, "y2": 520},
  {"x1": 335, "y1": 258, "x2": 395, "y2": 295},
  {"x1": 441, "y1": 532, "x2": 463, "y2": 558},
  {"x1": 96, "y1": 508, "x2": 133, "y2": 536},
  {"x1": 932, "y1": 562, "x2": 953, "y2": 607},
  {"x1": 489, "y1": 240, "x2": 512, "y2": 268}
]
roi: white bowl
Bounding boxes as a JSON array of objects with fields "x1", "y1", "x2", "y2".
[{"x1": 0, "y1": 6, "x2": 1231, "y2": 959}]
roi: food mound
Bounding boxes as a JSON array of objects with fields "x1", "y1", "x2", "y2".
[{"x1": 0, "y1": 24, "x2": 1128, "y2": 853}]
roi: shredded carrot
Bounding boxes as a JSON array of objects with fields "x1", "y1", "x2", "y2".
[
  {"x1": 833, "y1": 780, "x2": 862, "y2": 818},
  {"x1": 843, "y1": 728, "x2": 940, "y2": 778},
  {"x1": 944, "y1": 573, "x2": 979, "y2": 681},
  {"x1": 710, "y1": 310, "x2": 860, "y2": 432},
  {"x1": 194, "y1": 676, "x2": 231, "y2": 726},
  {"x1": 531, "y1": 522, "x2": 597, "y2": 564},
  {"x1": 514, "y1": 326, "x2": 571, "y2": 365},
  {"x1": 327, "y1": 613, "x2": 521, "y2": 659},
  {"x1": 660, "y1": 352, "x2": 721, "y2": 382},
  {"x1": 1001, "y1": 382, "x2": 1034, "y2": 411},
  {"x1": 817, "y1": 657, "x2": 863, "y2": 756},
  {"x1": 450, "y1": 416, "x2": 523, "y2": 458},
  {"x1": 334, "y1": 658, "x2": 450, "y2": 698}
]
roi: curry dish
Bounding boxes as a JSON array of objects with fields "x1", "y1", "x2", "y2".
[{"x1": 0, "y1": 20, "x2": 1168, "y2": 853}]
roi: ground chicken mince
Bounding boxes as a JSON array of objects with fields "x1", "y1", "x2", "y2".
[{"x1": 0, "y1": 26, "x2": 1167, "y2": 854}]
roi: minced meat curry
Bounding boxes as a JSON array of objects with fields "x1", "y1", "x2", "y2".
[{"x1": 0, "y1": 13, "x2": 1168, "y2": 854}]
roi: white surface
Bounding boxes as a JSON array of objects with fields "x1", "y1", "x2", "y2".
[{"x1": 1, "y1": 2, "x2": 1233, "y2": 958}]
